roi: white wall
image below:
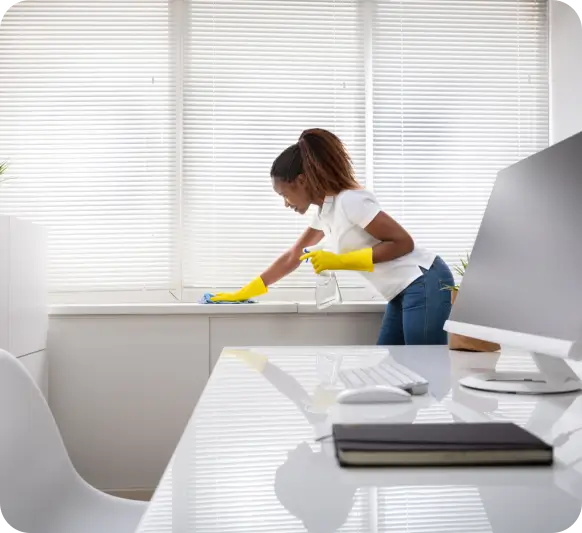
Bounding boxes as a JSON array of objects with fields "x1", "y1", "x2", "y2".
[
  {"x1": 47, "y1": 309, "x2": 383, "y2": 491},
  {"x1": 551, "y1": 0, "x2": 582, "y2": 143}
]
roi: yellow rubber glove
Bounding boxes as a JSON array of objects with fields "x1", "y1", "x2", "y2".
[
  {"x1": 300, "y1": 248, "x2": 374, "y2": 274},
  {"x1": 210, "y1": 276, "x2": 268, "y2": 302}
]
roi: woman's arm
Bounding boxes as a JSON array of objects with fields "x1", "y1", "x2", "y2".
[
  {"x1": 299, "y1": 206, "x2": 414, "y2": 275},
  {"x1": 210, "y1": 226, "x2": 323, "y2": 302},
  {"x1": 260, "y1": 226, "x2": 324, "y2": 286},
  {"x1": 364, "y1": 211, "x2": 415, "y2": 264}
]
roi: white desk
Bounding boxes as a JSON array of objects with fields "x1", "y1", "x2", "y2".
[{"x1": 136, "y1": 346, "x2": 582, "y2": 533}]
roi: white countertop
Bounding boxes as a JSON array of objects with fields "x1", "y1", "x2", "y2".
[
  {"x1": 136, "y1": 345, "x2": 582, "y2": 533},
  {"x1": 49, "y1": 301, "x2": 387, "y2": 316}
]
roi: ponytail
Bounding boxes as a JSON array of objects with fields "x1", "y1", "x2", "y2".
[{"x1": 298, "y1": 135, "x2": 325, "y2": 199}]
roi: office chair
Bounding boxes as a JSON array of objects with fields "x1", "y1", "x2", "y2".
[{"x1": 0, "y1": 349, "x2": 146, "y2": 533}]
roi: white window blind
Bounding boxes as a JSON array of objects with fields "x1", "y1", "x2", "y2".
[
  {"x1": 0, "y1": 0, "x2": 176, "y2": 292},
  {"x1": 372, "y1": 0, "x2": 549, "y2": 269},
  {"x1": 183, "y1": 0, "x2": 548, "y2": 291},
  {"x1": 0, "y1": 0, "x2": 548, "y2": 296},
  {"x1": 182, "y1": 0, "x2": 366, "y2": 289}
]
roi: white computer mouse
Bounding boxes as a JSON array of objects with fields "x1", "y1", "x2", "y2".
[{"x1": 336, "y1": 385, "x2": 412, "y2": 404}]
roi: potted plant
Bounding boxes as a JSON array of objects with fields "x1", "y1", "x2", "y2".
[{"x1": 445, "y1": 254, "x2": 500, "y2": 352}]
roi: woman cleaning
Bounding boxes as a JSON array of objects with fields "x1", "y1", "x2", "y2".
[{"x1": 212, "y1": 128, "x2": 454, "y2": 345}]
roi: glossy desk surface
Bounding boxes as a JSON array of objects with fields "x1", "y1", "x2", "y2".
[{"x1": 136, "y1": 346, "x2": 582, "y2": 533}]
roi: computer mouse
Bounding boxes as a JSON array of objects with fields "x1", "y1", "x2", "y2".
[{"x1": 336, "y1": 385, "x2": 412, "y2": 404}]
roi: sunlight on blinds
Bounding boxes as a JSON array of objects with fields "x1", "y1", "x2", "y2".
[
  {"x1": 0, "y1": 0, "x2": 176, "y2": 291},
  {"x1": 182, "y1": 0, "x2": 366, "y2": 289},
  {"x1": 373, "y1": 0, "x2": 548, "y2": 270},
  {"x1": 0, "y1": 0, "x2": 548, "y2": 294}
]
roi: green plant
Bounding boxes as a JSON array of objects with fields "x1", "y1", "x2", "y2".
[
  {"x1": 444, "y1": 253, "x2": 469, "y2": 292},
  {"x1": 0, "y1": 161, "x2": 16, "y2": 189},
  {"x1": 0, "y1": 161, "x2": 9, "y2": 185}
]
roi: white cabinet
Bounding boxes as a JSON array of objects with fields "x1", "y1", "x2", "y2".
[{"x1": 0, "y1": 215, "x2": 48, "y2": 395}]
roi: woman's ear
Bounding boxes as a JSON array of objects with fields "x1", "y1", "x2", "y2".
[{"x1": 296, "y1": 173, "x2": 306, "y2": 186}]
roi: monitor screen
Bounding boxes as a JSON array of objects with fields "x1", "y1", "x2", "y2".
[{"x1": 449, "y1": 132, "x2": 582, "y2": 343}]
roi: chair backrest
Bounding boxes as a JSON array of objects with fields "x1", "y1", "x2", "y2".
[{"x1": 0, "y1": 349, "x2": 78, "y2": 528}]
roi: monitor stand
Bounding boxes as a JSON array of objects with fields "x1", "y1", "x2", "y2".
[{"x1": 459, "y1": 352, "x2": 582, "y2": 394}]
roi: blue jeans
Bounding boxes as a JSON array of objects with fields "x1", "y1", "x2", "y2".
[{"x1": 377, "y1": 256, "x2": 454, "y2": 345}]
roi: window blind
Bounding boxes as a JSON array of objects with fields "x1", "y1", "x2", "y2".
[
  {"x1": 182, "y1": 0, "x2": 366, "y2": 289},
  {"x1": 0, "y1": 0, "x2": 549, "y2": 296},
  {"x1": 0, "y1": 0, "x2": 176, "y2": 292},
  {"x1": 372, "y1": 0, "x2": 549, "y2": 270}
]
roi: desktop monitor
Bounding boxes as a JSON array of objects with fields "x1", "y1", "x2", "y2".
[{"x1": 444, "y1": 131, "x2": 582, "y2": 394}]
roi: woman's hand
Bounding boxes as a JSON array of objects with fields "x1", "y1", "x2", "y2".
[
  {"x1": 300, "y1": 248, "x2": 374, "y2": 274},
  {"x1": 210, "y1": 276, "x2": 268, "y2": 302},
  {"x1": 212, "y1": 227, "x2": 324, "y2": 302}
]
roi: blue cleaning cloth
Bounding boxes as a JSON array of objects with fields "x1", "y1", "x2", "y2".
[{"x1": 199, "y1": 293, "x2": 257, "y2": 304}]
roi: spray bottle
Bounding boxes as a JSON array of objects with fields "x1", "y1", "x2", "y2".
[{"x1": 302, "y1": 244, "x2": 342, "y2": 310}]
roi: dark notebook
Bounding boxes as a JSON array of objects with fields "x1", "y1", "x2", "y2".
[{"x1": 333, "y1": 422, "x2": 553, "y2": 467}]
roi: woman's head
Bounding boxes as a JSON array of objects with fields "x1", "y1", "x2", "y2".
[{"x1": 271, "y1": 128, "x2": 359, "y2": 215}]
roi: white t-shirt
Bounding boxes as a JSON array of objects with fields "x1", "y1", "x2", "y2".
[{"x1": 309, "y1": 189, "x2": 436, "y2": 302}]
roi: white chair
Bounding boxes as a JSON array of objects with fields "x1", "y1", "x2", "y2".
[{"x1": 0, "y1": 349, "x2": 147, "y2": 533}]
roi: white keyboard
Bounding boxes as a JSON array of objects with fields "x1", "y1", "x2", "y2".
[{"x1": 338, "y1": 359, "x2": 429, "y2": 395}]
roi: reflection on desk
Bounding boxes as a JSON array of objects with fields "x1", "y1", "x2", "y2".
[{"x1": 136, "y1": 346, "x2": 582, "y2": 533}]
